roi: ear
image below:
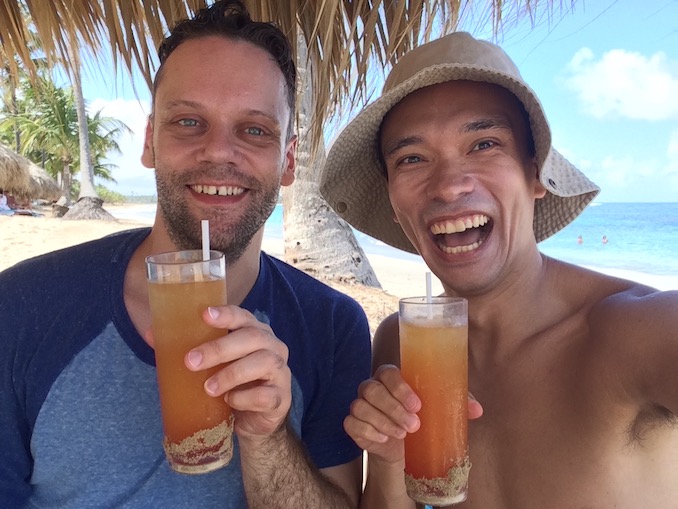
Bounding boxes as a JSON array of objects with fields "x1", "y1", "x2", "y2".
[
  {"x1": 280, "y1": 135, "x2": 297, "y2": 187},
  {"x1": 534, "y1": 180, "x2": 547, "y2": 200},
  {"x1": 140, "y1": 116, "x2": 155, "y2": 169},
  {"x1": 531, "y1": 157, "x2": 547, "y2": 199}
]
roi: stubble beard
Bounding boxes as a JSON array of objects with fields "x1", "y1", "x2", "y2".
[{"x1": 155, "y1": 164, "x2": 280, "y2": 266}]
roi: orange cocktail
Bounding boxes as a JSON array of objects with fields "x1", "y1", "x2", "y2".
[
  {"x1": 399, "y1": 296, "x2": 470, "y2": 505},
  {"x1": 146, "y1": 250, "x2": 233, "y2": 475}
]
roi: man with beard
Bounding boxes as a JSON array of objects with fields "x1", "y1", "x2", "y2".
[
  {"x1": 320, "y1": 33, "x2": 678, "y2": 507},
  {"x1": 0, "y1": 2, "x2": 370, "y2": 508}
]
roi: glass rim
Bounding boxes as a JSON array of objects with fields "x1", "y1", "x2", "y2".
[
  {"x1": 145, "y1": 249, "x2": 224, "y2": 265},
  {"x1": 399, "y1": 296, "x2": 467, "y2": 305}
]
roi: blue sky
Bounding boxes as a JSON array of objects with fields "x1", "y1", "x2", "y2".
[{"x1": 84, "y1": 0, "x2": 678, "y2": 202}]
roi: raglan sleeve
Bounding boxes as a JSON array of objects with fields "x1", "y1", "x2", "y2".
[
  {"x1": 0, "y1": 269, "x2": 35, "y2": 505},
  {"x1": 301, "y1": 294, "x2": 372, "y2": 469}
]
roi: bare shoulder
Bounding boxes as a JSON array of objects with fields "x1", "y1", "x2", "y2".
[
  {"x1": 372, "y1": 312, "x2": 400, "y2": 372},
  {"x1": 589, "y1": 276, "x2": 678, "y2": 337}
]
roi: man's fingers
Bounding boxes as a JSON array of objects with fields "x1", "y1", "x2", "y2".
[
  {"x1": 343, "y1": 414, "x2": 388, "y2": 445},
  {"x1": 204, "y1": 348, "x2": 290, "y2": 397},
  {"x1": 357, "y1": 378, "x2": 420, "y2": 434},
  {"x1": 468, "y1": 392, "x2": 484, "y2": 420}
]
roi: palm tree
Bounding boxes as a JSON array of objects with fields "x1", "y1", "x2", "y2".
[
  {"x1": 65, "y1": 41, "x2": 98, "y2": 201},
  {"x1": 0, "y1": 76, "x2": 131, "y2": 209},
  {"x1": 0, "y1": 0, "x2": 575, "y2": 284}
]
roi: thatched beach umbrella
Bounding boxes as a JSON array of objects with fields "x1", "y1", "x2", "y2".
[
  {"x1": 0, "y1": 143, "x2": 31, "y2": 193},
  {"x1": 0, "y1": 143, "x2": 60, "y2": 201},
  {"x1": 26, "y1": 163, "x2": 61, "y2": 202}
]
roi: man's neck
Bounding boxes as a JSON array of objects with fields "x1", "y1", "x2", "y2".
[{"x1": 453, "y1": 249, "x2": 557, "y2": 363}]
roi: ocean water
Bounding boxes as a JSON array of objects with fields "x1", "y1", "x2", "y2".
[
  {"x1": 113, "y1": 202, "x2": 678, "y2": 276},
  {"x1": 538, "y1": 202, "x2": 678, "y2": 276},
  {"x1": 265, "y1": 202, "x2": 678, "y2": 276}
]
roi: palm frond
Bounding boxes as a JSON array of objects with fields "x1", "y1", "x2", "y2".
[{"x1": 1, "y1": 0, "x2": 572, "y2": 154}]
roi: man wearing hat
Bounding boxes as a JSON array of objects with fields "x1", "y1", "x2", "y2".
[{"x1": 321, "y1": 32, "x2": 678, "y2": 507}]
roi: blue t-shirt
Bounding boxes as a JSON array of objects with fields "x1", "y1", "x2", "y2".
[{"x1": 0, "y1": 228, "x2": 371, "y2": 508}]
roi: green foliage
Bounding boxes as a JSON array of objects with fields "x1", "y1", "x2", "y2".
[{"x1": 0, "y1": 75, "x2": 131, "y2": 195}]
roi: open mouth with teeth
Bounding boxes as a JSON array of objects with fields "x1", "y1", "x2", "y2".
[
  {"x1": 190, "y1": 184, "x2": 246, "y2": 196},
  {"x1": 430, "y1": 214, "x2": 492, "y2": 254}
]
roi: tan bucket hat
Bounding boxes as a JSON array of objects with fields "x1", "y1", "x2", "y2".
[{"x1": 320, "y1": 31, "x2": 600, "y2": 254}]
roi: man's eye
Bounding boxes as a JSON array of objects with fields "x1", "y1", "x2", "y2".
[
  {"x1": 177, "y1": 119, "x2": 198, "y2": 127},
  {"x1": 474, "y1": 140, "x2": 495, "y2": 151},
  {"x1": 245, "y1": 126, "x2": 265, "y2": 136},
  {"x1": 399, "y1": 155, "x2": 422, "y2": 165}
]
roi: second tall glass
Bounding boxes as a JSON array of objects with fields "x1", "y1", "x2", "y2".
[{"x1": 399, "y1": 296, "x2": 470, "y2": 505}]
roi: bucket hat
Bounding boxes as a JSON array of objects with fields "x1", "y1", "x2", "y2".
[{"x1": 320, "y1": 31, "x2": 600, "y2": 253}]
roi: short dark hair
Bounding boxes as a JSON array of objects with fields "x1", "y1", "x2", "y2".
[{"x1": 153, "y1": 0, "x2": 296, "y2": 137}]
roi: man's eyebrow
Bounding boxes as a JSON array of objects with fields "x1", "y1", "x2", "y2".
[
  {"x1": 462, "y1": 116, "x2": 512, "y2": 133},
  {"x1": 382, "y1": 116, "x2": 514, "y2": 156},
  {"x1": 164, "y1": 99, "x2": 202, "y2": 110},
  {"x1": 244, "y1": 109, "x2": 282, "y2": 129},
  {"x1": 382, "y1": 136, "x2": 424, "y2": 158}
]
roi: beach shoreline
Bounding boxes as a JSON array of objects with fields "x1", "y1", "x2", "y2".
[{"x1": 2, "y1": 204, "x2": 676, "y2": 324}]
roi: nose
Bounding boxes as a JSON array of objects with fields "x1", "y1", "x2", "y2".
[
  {"x1": 426, "y1": 159, "x2": 475, "y2": 202},
  {"x1": 198, "y1": 124, "x2": 242, "y2": 166}
]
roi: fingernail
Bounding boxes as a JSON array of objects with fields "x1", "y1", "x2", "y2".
[
  {"x1": 406, "y1": 394, "x2": 420, "y2": 411},
  {"x1": 187, "y1": 350, "x2": 202, "y2": 369},
  {"x1": 404, "y1": 414, "x2": 419, "y2": 431},
  {"x1": 208, "y1": 307, "x2": 220, "y2": 320},
  {"x1": 205, "y1": 378, "x2": 218, "y2": 396}
]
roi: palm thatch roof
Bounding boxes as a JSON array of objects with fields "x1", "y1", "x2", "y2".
[
  {"x1": 0, "y1": 1, "x2": 569, "y2": 154},
  {"x1": 26, "y1": 162, "x2": 61, "y2": 201},
  {"x1": 0, "y1": 142, "x2": 60, "y2": 200},
  {"x1": 0, "y1": 142, "x2": 31, "y2": 191}
]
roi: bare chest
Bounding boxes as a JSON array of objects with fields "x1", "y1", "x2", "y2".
[{"x1": 461, "y1": 341, "x2": 678, "y2": 508}]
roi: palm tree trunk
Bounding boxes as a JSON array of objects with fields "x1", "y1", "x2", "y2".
[
  {"x1": 282, "y1": 33, "x2": 380, "y2": 288},
  {"x1": 67, "y1": 43, "x2": 98, "y2": 199},
  {"x1": 61, "y1": 163, "x2": 72, "y2": 205}
]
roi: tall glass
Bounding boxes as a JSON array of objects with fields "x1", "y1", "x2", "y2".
[
  {"x1": 399, "y1": 296, "x2": 470, "y2": 505},
  {"x1": 146, "y1": 250, "x2": 234, "y2": 474}
]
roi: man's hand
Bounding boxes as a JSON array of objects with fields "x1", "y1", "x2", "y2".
[
  {"x1": 185, "y1": 305, "x2": 292, "y2": 444},
  {"x1": 344, "y1": 364, "x2": 483, "y2": 464}
]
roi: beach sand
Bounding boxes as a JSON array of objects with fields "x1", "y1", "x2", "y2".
[
  {"x1": 2, "y1": 204, "x2": 675, "y2": 333},
  {"x1": 0, "y1": 206, "x2": 405, "y2": 334}
]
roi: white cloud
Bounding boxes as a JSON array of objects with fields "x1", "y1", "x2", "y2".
[
  {"x1": 577, "y1": 152, "x2": 677, "y2": 202},
  {"x1": 564, "y1": 48, "x2": 678, "y2": 120},
  {"x1": 667, "y1": 130, "x2": 678, "y2": 173},
  {"x1": 88, "y1": 98, "x2": 156, "y2": 196}
]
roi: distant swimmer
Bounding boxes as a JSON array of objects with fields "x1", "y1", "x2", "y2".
[
  {"x1": 577, "y1": 235, "x2": 584, "y2": 245},
  {"x1": 602, "y1": 235, "x2": 608, "y2": 245}
]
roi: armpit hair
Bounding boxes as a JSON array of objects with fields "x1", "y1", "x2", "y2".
[{"x1": 626, "y1": 403, "x2": 678, "y2": 447}]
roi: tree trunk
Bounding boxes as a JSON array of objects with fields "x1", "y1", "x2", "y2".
[
  {"x1": 61, "y1": 163, "x2": 72, "y2": 205},
  {"x1": 67, "y1": 43, "x2": 98, "y2": 200},
  {"x1": 62, "y1": 195, "x2": 117, "y2": 221},
  {"x1": 282, "y1": 33, "x2": 380, "y2": 288}
]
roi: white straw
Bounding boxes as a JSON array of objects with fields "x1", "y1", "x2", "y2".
[
  {"x1": 201, "y1": 220, "x2": 210, "y2": 261},
  {"x1": 425, "y1": 271, "x2": 433, "y2": 319}
]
